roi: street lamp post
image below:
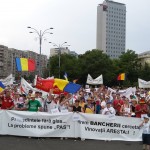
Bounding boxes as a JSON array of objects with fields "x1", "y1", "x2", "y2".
[
  {"x1": 27, "y1": 26, "x2": 53, "y2": 77},
  {"x1": 49, "y1": 42, "x2": 70, "y2": 78}
]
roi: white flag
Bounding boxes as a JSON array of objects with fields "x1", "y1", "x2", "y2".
[
  {"x1": 20, "y1": 78, "x2": 48, "y2": 96},
  {"x1": 138, "y1": 78, "x2": 150, "y2": 88},
  {"x1": 20, "y1": 78, "x2": 35, "y2": 94},
  {"x1": 86, "y1": 74, "x2": 103, "y2": 85},
  {"x1": 86, "y1": 74, "x2": 93, "y2": 84},
  {"x1": 0, "y1": 74, "x2": 14, "y2": 86}
]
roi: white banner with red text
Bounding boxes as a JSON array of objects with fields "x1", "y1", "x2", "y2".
[{"x1": 0, "y1": 110, "x2": 143, "y2": 141}]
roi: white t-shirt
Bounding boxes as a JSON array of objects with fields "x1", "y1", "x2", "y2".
[
  {"x1": 102, "y1": 107, "x2": 116, "y2": 115},
  {"x1": 47, "y1": 100, "x2": 59, "y2": 113},
  {"x1": 37, "y1": 97, "x2": 45, "y2": 108},
  {"x1": 142, "y1": 122, "x2": 150, "y2": 134},
  {"x1": 101, "y1": 101, "x2": 106, "y2": 107},
  {"x1": 100, "y1": 101, "x2": 106, "y2": 114}
]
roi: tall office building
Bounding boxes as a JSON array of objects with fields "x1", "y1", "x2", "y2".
[{"x1": 96, "y1": 0, "x2": 126, "y2": 59}]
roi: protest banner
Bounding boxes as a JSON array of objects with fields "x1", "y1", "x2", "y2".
[
  {"x1": 138, "y1": 78, "x2": 150, "y2": 88},
  {"x1": 0, "y1": 110, "x2": 144, "y2": 141},
  {"x1": 78, "y1": 113, "x2": 142, "y2": 141},
  {"x1": 3, "y1": 110, "x2": 74, "y2": 137}
]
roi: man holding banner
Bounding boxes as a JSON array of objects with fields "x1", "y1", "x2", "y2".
[{"x1": 27, "y1": 94, "x2": 42, "y2": 112}]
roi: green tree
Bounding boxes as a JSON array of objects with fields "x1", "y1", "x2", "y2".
[
  {"x1": 48, "y1": 54, "x2": 79, "y2": 81},
  {"x1": 139, "y1": 62, "x2": 150, "y2": 81},
  {"x1": 78, "y1": 49, "x2": 116, "y2": 86}
]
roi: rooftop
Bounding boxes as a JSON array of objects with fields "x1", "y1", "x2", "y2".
[
  {"x1": 105, "y1": 0, "x2": 125, "y2": 6},
  {"x1": 139, "y1": 51, "x2": 150, "y2": 56}
]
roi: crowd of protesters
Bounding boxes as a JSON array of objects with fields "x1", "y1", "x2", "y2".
[
  {"x1": 0, "y1": 85, "x2": 150, "y2": 118},
  {"x1": 0, "y1": 84, "x2": 150, "y2": 146}
]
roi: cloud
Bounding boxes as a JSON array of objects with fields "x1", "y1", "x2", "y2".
[{"x1": 0, "y1": 0, "x2": 150, "y2": 56}]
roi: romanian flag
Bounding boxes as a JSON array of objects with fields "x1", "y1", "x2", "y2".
[
  {"x1": 16, "y1": 58, "x2": 35, "y2": 71},
  {"x1": 0, "y1": 81, "x2": 5, "y2": 93},
  {"x1": 117, "y1": 73, "x2": 126, "y2": 81}
]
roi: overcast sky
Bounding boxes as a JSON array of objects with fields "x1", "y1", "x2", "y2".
[{"x1": 0, "y1": 0, "x2": 150, "y2": 57}]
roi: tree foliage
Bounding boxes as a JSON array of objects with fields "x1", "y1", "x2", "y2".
[{"x1": 44, "y1": 49, "x2": 150, "y2": 87}]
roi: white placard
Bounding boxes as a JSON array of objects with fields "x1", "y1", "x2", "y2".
[
  {"x1": 61, "y1": 109, "x2": 69, "y2": 113},
  {"x1": 51, "y1": 108, "x2": 60, "y2": 114},
  {"x1": 72, "y1": 113, "x2": 80, "y2": 122},
  {"x1": 124, "y1": 108, "x2": 130, "y2": 113}
]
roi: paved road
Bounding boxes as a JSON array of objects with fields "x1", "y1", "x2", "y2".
[{"x1": 0, "y1": 136, "x2": 142, "y2": 150}]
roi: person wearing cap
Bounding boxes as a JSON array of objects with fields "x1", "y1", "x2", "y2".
[
  {"x1": 139, "y1": 115, "x2": 150, "y2": 150},
  {"x1": 102, "y1": 101, "x2": 116, "y2": 115},
  {"x1": 135, "y1": 98, "x2": 149, "y2": 118},
  {"x1": 26, "y1": 90, "x2": 33, "y2": 100},
  {"x1": 83, "y1": 97, "x2": 94, "y2": 114},
  {"x1": 27, "y1": 94, "x2": 42, "y2": 112}
]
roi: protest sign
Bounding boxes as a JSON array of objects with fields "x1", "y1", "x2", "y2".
[
  {"x1": 78, "y1": 113, "x2": 142, "y2": 141},
  {"x1": 0, "y1": 110, "x2": 144, "y2": 141}
]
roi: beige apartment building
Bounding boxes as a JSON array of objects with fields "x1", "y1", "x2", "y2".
[
  {"x1": 0, "y1": 45, "x2": 47, "y2": 79},
  {"x1": 0, "y1": 45, "x2": 12, "y2": 78},
  {"x1": 50, "y1": 47, "x2": 78, "y2": 57},
  {"x1": 138, "y1": 51, "x2": 150, "y2": 66}
]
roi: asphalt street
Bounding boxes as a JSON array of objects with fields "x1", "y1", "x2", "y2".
[{"x1": 0, "y1": 136, "x2": 142, "y2": 150}]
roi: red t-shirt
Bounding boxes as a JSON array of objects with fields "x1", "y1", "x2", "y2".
[
  {"x1": 1, "y1": 96, "x2": 14, "y2": 109},
  {"x1": 113, "y1": 99, "x2": 124, "y2": 113},
  {"x1": 135, "y1": 104, "x2": 148, "y2": 118}
]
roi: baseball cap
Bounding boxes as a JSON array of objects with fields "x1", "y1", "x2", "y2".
[
  {"x1": 143, "y1": 115, "x2": 149, "y2": 119},
  {"x1": 139, "y1": 99, "x2": 146, "y2": 104},
  {"x1": 31, "y1": 94, "x2": 35, "y2": 98}
]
